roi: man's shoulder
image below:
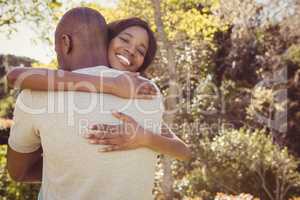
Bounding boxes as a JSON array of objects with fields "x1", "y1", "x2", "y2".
[
  {"x1": 72, "y1": 66, "x2": 121, "y2": 77},
  {"x1": 15, "y1": 89, "x2": 46, "y2": 114},
  {"x1": 16, "y1": 89, "x2": 32, "y2": 104}
]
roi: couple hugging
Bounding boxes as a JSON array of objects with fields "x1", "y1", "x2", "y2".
[{"x1": 7, "y1": 7, "x2": 191, "y2": 200}]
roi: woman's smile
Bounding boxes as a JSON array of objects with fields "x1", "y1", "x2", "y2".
[{"x1": 116, "y1": 53, "x2": 131, "y2": 67}]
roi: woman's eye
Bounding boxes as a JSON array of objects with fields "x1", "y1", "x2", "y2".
[
  {"x1": 137, "y1": 49, "x2": 145, "y2": 56},
  {"x1": 119, "y1": 37, "x2": 129, "y2": 43}
]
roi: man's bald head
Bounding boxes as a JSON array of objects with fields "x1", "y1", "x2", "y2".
[{"x1": 55, "y1": 7, "x2": 108, "y2": 70}]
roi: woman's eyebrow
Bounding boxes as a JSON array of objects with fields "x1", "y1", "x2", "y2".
[{"x1": 123, "y1": 32, "x2": 133, "y2": 38}]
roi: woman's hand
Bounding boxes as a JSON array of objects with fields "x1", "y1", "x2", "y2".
[
  {"x1": 84, "y1": 112, "x2": 192, "y2": 161},
  {"x1": 112, "y1": 72, "x2": 157, "y2": 99},
  {"x1": 84, "y1": 111, "x2": 150, "y2": 152}
]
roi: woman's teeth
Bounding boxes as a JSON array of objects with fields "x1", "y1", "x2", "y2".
[{"x1": 116, "y1": 54, "x2": 130, "y2": 66}]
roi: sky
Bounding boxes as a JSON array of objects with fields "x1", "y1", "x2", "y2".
[{"x1": 0, "y1": 0, "x2": 117, "y2": 64}]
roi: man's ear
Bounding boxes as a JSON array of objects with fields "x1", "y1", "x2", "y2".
[{"x1": 61, "y1": 34, "x2": 72, "y2": 54}]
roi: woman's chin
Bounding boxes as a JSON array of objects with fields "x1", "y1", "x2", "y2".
[{"x1": 111, "y1": 65, "x2": 127, "y2": 71}]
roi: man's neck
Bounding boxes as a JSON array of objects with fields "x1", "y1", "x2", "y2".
[
  {"x1": 70, "y1": 64, "x2": 103, "y2": 71},
  {"x1": 65, "y1": 58, "x2": 108, "y2": 71}
]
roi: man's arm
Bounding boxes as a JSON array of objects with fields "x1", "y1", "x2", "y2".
[
  {"x1": 6, "y1": 90, "x2": 42, "y2": 182},
  {"x1": 7, "y1": 146, "x2": 42, "y2": 182}
]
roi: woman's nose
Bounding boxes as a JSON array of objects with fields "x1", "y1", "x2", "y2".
[{"x1": 126, "y1": 45, "x2": 136, "y2": 56}]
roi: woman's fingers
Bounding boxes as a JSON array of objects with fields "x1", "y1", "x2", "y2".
[
  {"x1": 88, "y1": 138, "x2": 124, "y2": 145},
  {"x1": 129, "y1": 73, "x2": 156, "y2": 95},
  {"x1": 137, "y1": 83, "x2": 157, "y2": 95},
  {"x1": 137, "y1": 88, "x2": 156, "y2": 96},
  {"x1": 84, "y1": 129, "x2": 107, "y2": 139},
  {"x1": 88, "y1": 123, "x2": 111, "y2": 131},
  {"x1": 98, "y1": 144, "x2": 130, "y2": 152},
  {"x1": 85, "y1": 112, "x2": 138, "y2": 141},
  {"x1": 144, "y1": 83, "x2": 157, "y2": 94},
  {"x1": 89, "y1": 135, "x2": 129, "y2": 145},
  {"x1": 122, "y1": 72, "x2": 158, "y2": 99},
  {"x1": 84, "y1": 132, "x2": 98, "y2": 139},
  {"x1": 84, "y1": 124, "x2": 122, "y2": 139},
  {"x1": 135, "y1": 94, "x2": 156, "y2": 99},
  {"x1": 111, "y1": 110, "x2": 134, "y2": 123},
  {"x1": 89, "y1": 139, "x2": 111, "y2": 145}
]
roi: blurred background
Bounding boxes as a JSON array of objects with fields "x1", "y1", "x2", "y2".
[{"x1": 0, "y1": 0, "x2": 300, "y2": 199}]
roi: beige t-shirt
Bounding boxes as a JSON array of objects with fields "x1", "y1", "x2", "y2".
[{"x1": 9, "y1": 66, "x2": 164, "y2": 200}]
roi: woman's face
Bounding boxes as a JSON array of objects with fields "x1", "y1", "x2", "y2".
[{"x1": 108, "y1": 26, "x2": 149, "y2": 72}]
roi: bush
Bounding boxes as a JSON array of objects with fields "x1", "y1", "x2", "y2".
[
  {"x1": 178, "y1": 128, "x2": 300, "y2": 200},
  {"x1": 215, "y1": 193, "x2": 259, "y2": 200}
]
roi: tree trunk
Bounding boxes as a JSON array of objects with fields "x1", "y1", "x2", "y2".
[{"x1": 151, "y1": 0, "x2": 178, "y2": 199}]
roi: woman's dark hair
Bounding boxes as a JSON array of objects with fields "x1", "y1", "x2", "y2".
[{"x1": 108, "y1": 17, "x2": 157, "y2": 73}]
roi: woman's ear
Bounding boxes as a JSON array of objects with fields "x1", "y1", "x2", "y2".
[{"x1": 61, "y1": 34, "x2": 72, "y2": 54}]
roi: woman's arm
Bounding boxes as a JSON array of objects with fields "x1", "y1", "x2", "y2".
[
  {"x1": 85, "y1": 111, "x2": 193, "y2": 161},
  {"x1": 7, "y1": 67, "x2": 157, "y2": 99},
  {"x1": 7, "y1": 67, "x2": 114, "y2": 93},
  {"x1": 144, "y1": 123, "x2": 192, "y2": 161}
]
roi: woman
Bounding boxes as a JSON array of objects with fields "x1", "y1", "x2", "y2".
[{"x1": 7, "y1": 17, "x2": 192, "y2": 161}]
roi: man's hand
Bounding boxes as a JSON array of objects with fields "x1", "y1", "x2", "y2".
[
  {"x1": 84, "y1": 111, "x2": 150, "y2": 152},
  {"x1": 112, "y1": 72, "x2": 157, "y2": 99}
]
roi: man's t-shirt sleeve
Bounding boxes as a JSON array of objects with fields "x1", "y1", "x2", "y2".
[{"x1": 8, "y1": 90, "x2": 41, "y2": 153}]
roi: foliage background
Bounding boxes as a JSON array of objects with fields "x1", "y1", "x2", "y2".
[{"x1": 0, "y1": 0, "x2": 300, "y2": 199}]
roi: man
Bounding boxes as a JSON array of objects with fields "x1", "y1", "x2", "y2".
[{"x1": 7, "y1": 7, "x2": 163, "y2": 200}]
